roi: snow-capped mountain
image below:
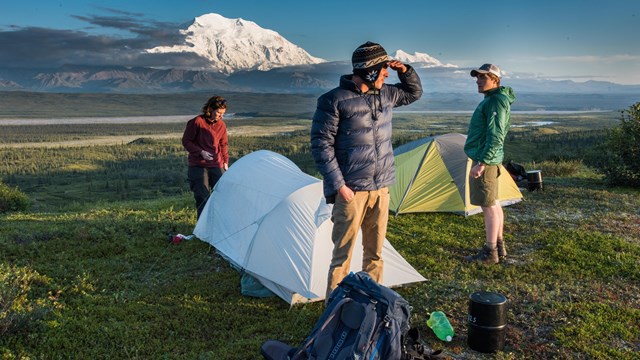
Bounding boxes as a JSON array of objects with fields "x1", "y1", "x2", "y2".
[
  {"x1": 146, "y1": 13, "x2": 325, "y2": 74},
  {"x1": 3, "y1": 12, "x2": 639, "y2": 98},
  {"x1": 393, "y1": 50, "x2": 457, "y2": 68}
]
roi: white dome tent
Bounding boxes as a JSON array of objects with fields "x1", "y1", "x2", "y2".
[{"x1": 193, "y1": 150, "x2": 426, "y2": 304}]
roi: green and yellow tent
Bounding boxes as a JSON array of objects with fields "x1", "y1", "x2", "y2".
[{"x1": 390, "y1": 133, "x2": 523, "y2": 216}]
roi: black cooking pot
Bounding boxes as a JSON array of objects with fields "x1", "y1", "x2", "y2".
[{"x1": 467, "y1": 291, "x2": 508, "y2": 353}]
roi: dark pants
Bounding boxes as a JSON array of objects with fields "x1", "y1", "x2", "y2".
[{"x1": 187, "y1": 166, "x2": 225, "y2": 219}]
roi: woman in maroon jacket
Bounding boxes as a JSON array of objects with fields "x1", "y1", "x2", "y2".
[{"x1": 182, "y1": 95, "x2": 229, "y2": 219}]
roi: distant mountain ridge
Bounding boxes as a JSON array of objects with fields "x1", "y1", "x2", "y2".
[
  {"x1": 2, "y1": 62, "x2": 640, "y2": 97},
  {"x1": 0, "y1": 12, "x2": 639, "y2": 99}
]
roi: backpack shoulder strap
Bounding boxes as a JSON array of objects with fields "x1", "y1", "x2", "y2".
[
  {"x1": 352, "y1": 299, "x2": 379, "y2": 357},
  {"x1": 291, "y1": 297, "x2": 352, "y2": 360}
]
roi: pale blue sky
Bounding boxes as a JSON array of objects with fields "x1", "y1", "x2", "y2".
[{"x1": 1, "y1": 0, "x2": 639, "y2": 84}]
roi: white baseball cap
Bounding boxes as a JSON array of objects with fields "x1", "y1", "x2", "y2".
[{"x1": 470, "y1": 64, "x2": 502, "y2": 79}]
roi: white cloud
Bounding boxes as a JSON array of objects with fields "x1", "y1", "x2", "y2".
[
  {"x1": 501, "y1": 53, "x2": 640, "y2": 85},
  {"x1": 534, "y1": 54, "x2": 640, "y2": 63}
]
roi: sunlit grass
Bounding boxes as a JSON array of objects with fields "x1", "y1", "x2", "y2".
[{"x1": 1, "y1": 112, "x2": 639, "y2": 358}]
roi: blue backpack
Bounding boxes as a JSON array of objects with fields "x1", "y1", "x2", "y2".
[{"x1": 261, "y1": 271, "x2": 412, "y2": 360}]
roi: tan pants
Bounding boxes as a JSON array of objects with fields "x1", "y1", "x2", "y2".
[{"x1": 326, "y1": 188, "x2": 389, "y2": 297}]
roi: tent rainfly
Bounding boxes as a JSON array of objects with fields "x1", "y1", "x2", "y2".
[
  {"x1": 390, "y1": 133, "x2": 523, "y2": 217},
  {"x1": 193, "y1": 150, "x2": 426, "y2": 305}
]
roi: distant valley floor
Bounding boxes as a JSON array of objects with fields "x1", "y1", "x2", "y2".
[{"x1": 0, "y1": 125, "x2": 307, "y2": 148}]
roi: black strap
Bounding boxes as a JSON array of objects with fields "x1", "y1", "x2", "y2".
[
  {"x1": 404, "y1": 347, "x2": 444, "y2": 360},
  {"x1": 403, "y1": 327, "x2": 445, "y2": 360}
]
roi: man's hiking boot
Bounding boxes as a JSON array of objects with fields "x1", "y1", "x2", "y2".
[
  {"x1": 497, "y1": 238, "x2": 507, "y2": 260},
  {"x1": 464, "y1": 245, "x2": 499, "y2": 264}
]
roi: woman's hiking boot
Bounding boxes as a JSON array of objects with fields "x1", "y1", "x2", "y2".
[
  {"x1": 464, "y1": 245, "x2": 499, "y2": 264},
  {"x1": 497, "y1": 238, "x2": 507, "y2": 260}
]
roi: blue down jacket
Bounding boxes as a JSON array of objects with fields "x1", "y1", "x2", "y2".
[{"x1": 311, "y1": 66, "x2": 422, "y2": 200}]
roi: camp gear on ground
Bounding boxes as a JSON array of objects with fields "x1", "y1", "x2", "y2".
[
  {"x1": 427, "y1": 311, "x2": 454, "y2": 342},
  {"x1": 468, "y1": 291, "x2": 508, "y2": 353},
  {"x1": 526, "y1": 170, "x2": 543, "y2": 191},
  {"x1": 261, "y1": 271, "x2": 411, "y2": 360},
  {"x1": 505, "y1": 160, "x2": 527, "y2": 181}
]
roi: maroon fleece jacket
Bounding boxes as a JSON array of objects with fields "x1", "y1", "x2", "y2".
[{"x1": 182, "y1": 115, "x2": 229, "y2": 167}]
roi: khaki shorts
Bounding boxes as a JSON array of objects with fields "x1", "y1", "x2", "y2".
[{"x1": 470, "y1": 165, "x2": 500, "y2": 207}]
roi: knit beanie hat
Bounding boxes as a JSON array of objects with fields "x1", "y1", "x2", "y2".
[{"x1": 352, "y1": 41, "x2": 390, "y2": 84}]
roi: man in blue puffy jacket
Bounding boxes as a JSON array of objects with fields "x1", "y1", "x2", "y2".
[
  {"x1": 464, "y1": 63, "x2": 516, "y2": 264},
  {"x1": 311, "y1": 41, "x2": 422, "y2": 296}
]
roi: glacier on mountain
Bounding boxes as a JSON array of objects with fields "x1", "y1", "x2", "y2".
[
  {"x1": 392, "y1": 50, "x2": 457, "y2": 68},
  {"x1": 146, "y1": 13, "x2": 325, "y2": 73}
]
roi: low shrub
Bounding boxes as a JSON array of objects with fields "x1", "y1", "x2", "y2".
[
  {"x1": 599, "y1": 102, "x2": 640, "y2": 187},
  {"x1": 0, "y1": 264, "x2": 57, "y2": 337},
  {"x1": 525, "y1": 159, "x2": 583, "y2": 177},
  {"x1": 0, "y1": 182, "x2": 29, "y2": 213}
]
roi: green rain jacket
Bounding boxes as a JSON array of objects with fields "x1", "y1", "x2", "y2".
[{"x1": 464, "y1": 86, "x2": 516, "y2": 165}]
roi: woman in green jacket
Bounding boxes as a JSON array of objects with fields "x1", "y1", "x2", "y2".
[{"x1": 464, "y1": 64, "x2": 515, "y2": 264}]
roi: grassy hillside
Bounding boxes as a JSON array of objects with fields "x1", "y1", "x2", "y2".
[
  {"x1": 2, "y1": 90, "x2": 638, "y2": 119},
  {"x1": 0, "y1": 113, "x2": 638, "y2": 359},
  {"x1": 0, "y1": 91, "x2": 319, "y2": 118}
]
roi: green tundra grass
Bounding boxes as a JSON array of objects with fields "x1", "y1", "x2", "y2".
[{"x1": 0, "y1": 98, "x2": 638, "y2": 359}]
